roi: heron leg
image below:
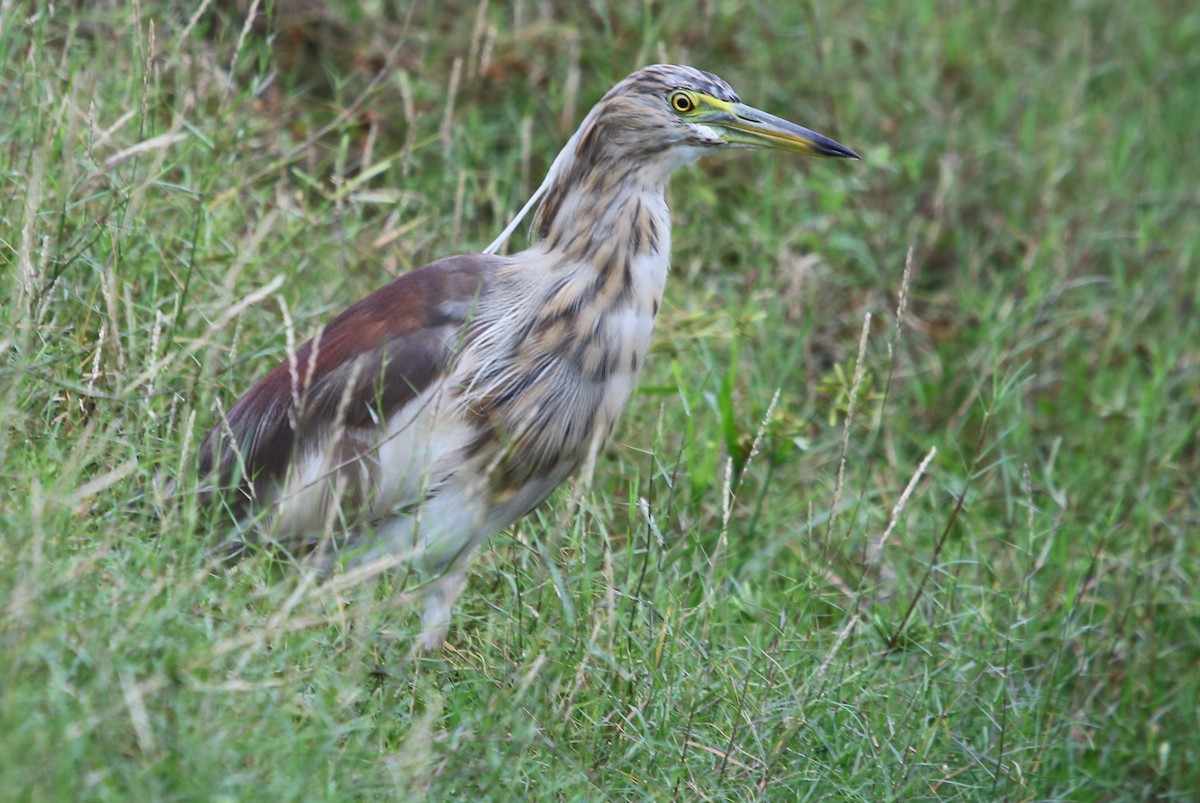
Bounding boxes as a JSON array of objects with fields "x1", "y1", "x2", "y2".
[{"x1": 417, "y1": 569, "x2": 468, "y2": 651}]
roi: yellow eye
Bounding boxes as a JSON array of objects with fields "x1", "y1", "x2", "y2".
[{"x1": 670, "y1": 92, "x2": 695, "y2": 113}]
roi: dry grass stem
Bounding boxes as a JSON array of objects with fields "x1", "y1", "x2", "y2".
[{"x1": 825, "y1": 311, "x2": 872, "y2": 543}]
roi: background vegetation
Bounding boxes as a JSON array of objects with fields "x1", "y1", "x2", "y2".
[{"x1": 2, "y1": 0, "x2": 1198, "y2": 798}]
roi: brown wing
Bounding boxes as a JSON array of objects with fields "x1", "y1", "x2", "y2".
[{"x1": 197, "y1": 253, "x2": 500, "y2": 515}]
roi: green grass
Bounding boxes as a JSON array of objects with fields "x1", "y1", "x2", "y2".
[{"x1": 3, "y1": 0, "x2": 1199, "y2": 799}]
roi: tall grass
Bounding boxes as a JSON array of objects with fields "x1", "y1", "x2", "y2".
[{"x1": 2, "y1": 1, "x2": 1198, "y2": 798}]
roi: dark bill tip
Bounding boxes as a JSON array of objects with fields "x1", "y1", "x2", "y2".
[{"x1": 811, "y1": 135, "x2": 861, "y2": 160}]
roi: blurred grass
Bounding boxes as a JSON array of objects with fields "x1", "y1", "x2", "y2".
[{"x1": 2, "y1": 0, "x2": 1198, "y2": 799}]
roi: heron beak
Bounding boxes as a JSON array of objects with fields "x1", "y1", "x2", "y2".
[{"x1": 705, "y1": 100, "x2": 859, "y2": 159}]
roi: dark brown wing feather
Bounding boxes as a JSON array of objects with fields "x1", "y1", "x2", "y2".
[{"x1": 197, "y1": 253, "x2": 500, "y2": 514}]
